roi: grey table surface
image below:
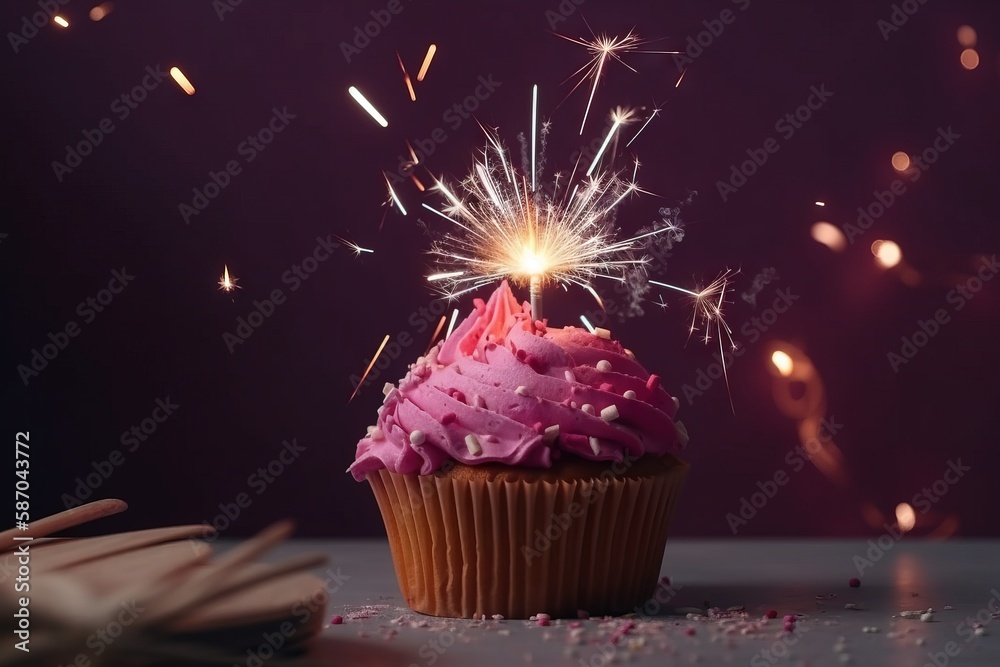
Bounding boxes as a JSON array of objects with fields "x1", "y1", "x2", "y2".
[{"x1": 261, "y1": 539, "x2": 1000, "y2": 667}]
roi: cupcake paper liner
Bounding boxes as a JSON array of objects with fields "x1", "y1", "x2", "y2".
[{"x1": 368, "y1": 457, "x2": 688, "y2": 619}]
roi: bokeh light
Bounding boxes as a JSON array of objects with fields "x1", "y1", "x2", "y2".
[
  {"x1": 810, "y1": 221, "x2": 847, "y2": 252},
  {"x1": 960, "y1": 49, "x2": 980, "y2": 70},
  {"x1": 53, "y1": 15, "x2": 69, "y2": 27},
  {"x1": 957, "y1": 25, "x2": 977, "y2": 47},
  {"x1": 90, "y1": 3, "x2": 114, "y2": 21},
  {"x1": 170, "y1": 67, "x2": 196, "y2": 95},
  {"x1": 771, "y1": 350, "x2": 794, "y2": 377},
  {"x1": 872, "y1": 239, "x2": 902, "y2": 268},
  {"x1": 891, "y1": 151, "x2": 910, "y2": 171},
  {"x1": 896, "y1": 502, "x2": 916, "y2": 533}
]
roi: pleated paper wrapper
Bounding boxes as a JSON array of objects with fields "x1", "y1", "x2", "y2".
[{"x1": 368, "y1": 457, "x2": 688, "y2": 619}]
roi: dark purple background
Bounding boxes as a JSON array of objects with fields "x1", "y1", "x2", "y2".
[{"x1": 3, "y1": 0, "x2": 998, "y2": 538}]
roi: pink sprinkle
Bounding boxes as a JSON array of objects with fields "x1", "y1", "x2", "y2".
[
  {"x1": 526, "y1": 353, "x2": 547, "y2": 372},
  {"x1": 577, "y1": 609, "x2": 590, "y2": 619},
  {"x1": 536, "y1": 618, "x2": 550, "y2": 627},
  {"x1": 450, "y1": 389, "x2": 466, "y2": 404},
  {"x1": 441, "y1": 412, "x2": 457, "y2": 425},
  {"x1": 783, "y1": 621, "x2": 795, "y2": 632},
  {"x1": 330, "y1": 615, "x2": 344, "y2": 625},
  {"x1": 533, "y1": 422, "x2": 544, "y2": 434},
  {"x1": 515, "y1": 348, "x2": 528, "y2": 362},
  {"x1": 646, "y1": 374, "x2": 660, "y2": 392},
  {"x1": 659, "y1": 576, "x2": 671, "y2": 587},
  {"x1": 569, "y1": 621, "x2": 582, "y2": 629},
  {"x1": 684, "y1": 627, "x2": 696, "y2": 637},
  {"x1": 600, "y1": 382, "x2": 614, "y2": 392},
  {"x1": 783, "y1": 615, "x2": 796, "y2": 623},
  {"x1": 849, "y1": 577, "x2": 861, "y2": 588},
  {"x1": 765, "y1": 610, "x2": 778, "y2": 619}
]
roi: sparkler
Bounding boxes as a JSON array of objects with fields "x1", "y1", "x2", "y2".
[
  {"x1": 348, "y1": 86, "x2": 388, "y2": 127},
  {"x1": 333, "y1": 235, "x2": 374, "y2": 257},
  {"x1": 218, "y1": 265, "x2": 240, "y2": 292},
  {"x1": 417, "y1": 44, "x2": 437, "y2": 82}
]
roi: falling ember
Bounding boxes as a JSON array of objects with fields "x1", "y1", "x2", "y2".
[
  {"x1": 579, "y1": 315, "x2": 596, "y2": 333},
  {"x1": 218, "y1": 264, "x2": 240, "y2": 292},
  {"x1": 396, "y1": 52, "x2": 416, "y2": 102},
  {"x1": 960, "y1": 48, "x2": 980, "y2": 70},
  {"x1": 956, "y1": 25, "x2": 977, "y2": 48},
  {"x1": 53, "y1": 15, "x2": 69, "y2": 27},
  {"x1": 872, "y1": 239, "x2": 902, "y2": 268},
  {"x1": 891, "y1": 151, "x2": 910, "y2": 171},
  {"x1": 170, "y1": 67, "x2": 195, "y2": 95},
  {"x1": 417, "y1": 44, "x2": 437, "y2": 82},
  {"x1": 770, "y1": 350, "x2": 794, "y2": 377},
  {"x1": 896, "y1": 502, "x2": 916, "y2": 533},
  {"x1": 349, "y1": 335, "x2": 390, "y2": 402},
  {"x1": 810, "y1": 221, "x2": 847, "y2": 252},
  {"x1": 674, "y1": 68, "x2": 687, "y2": 88},
  {"x1": 424, "y1": 315, "x2": 448, "y2": 354},
  {"x1": 348, "y1": 86, "x2": 388, "y2": 127},
  {"x1": 89, "y1": 3, "x2": 114, "y2": 20}
]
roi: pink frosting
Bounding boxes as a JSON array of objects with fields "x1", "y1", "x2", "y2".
[{"x1": 349, "y1": 281, "x2": 687, "y2": 481}]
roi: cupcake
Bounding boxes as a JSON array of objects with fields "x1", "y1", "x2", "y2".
[{"x1": 349, "y1": 281, "x2": 689, "y2": 618}]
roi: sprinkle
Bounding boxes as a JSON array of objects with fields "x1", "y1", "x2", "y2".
[
  {"x1": 543, "y1": 425, "x2": 559, "y2": 442},
  {"x1": 675, "y1": 421, "x2": 689, "y2": 446},
  {"x1": 441, "y1": 412, "x2": 457, "y2": 425},
  {"x1": 596, "y1": 359, "x2": 612, "y2": 372},
  {"x1": 765, "y1": 610, "x2": 778, "y2": 619},
  {"x1": 624, "y1": 390, "x2": 637, "y2": 399},
  {"x1": 862, "y1": 626, "x2": 879, "y2": 633},
  {"x1": 370, "y1": 427, "x2": 384, "y2": 441},
  {"x1": 330, "y1": 615, "x2": 344, "y2": 625},
  {"x1": 845, "y1": 603, "x2": 859, "y2": 610},
  {"x1": 535, "y1": 613, "x2": 551, "y2": 627},
  {"x1": 594, "y1": 327, "x2": 611, "y2": 340},
  {"x1": 570, "y1": 401, "x2": 578, "y2": 409},
  {"x1": 783, "y1": 615, "x2": 796, "y2": 623},
  {"x1": 565, "y1": 370, "x2": 577, "y2": 383},
  {"x1": 646, "y1": 374, "x2": 660, "y2": 391},
  {"x1": 383, "y1": 382, "x2": 394, "y2": 396},
  {"x1": 516, "y1": 385, "x2": 529, "y2": 396},
  {"x1": 492, "y1": 614, "x2": 504, "y2": 620},
  {"x1": 589, "y1": 436, "x2": 601, "y2": 455},
  {"x1": 849, "y1": 578, "x2": 861, "y2": 588},
  {"x1": 974, "y1": 627, "x2": 986, "y2": 636},
  {"x1": 474, "y1": 394, "x2": 486, "y2": 408},
  {"x1": 600, "y1": 405, "x2": 620, "y2": 422},
  {"x1": 683, "y1": 626, "x2": 696, "y2": 636},
  {"x1": 366, "y1": 425, "x2": 377, "y2": 436},
  {"x1": 784, "y1": 621, "x2": 796, "y2": 632},
  {"x1": 581, "y1": 403, "x2": 595, "y2": 415},
  {"x1": 916, "y1": 638, "x2": 926, "y2": 646},
  {"x1": 409, "y1": 430, "x2": 426, "y2": 446},
  {"x1": 919, "y1": 611, "x2": 934, "y2": 622},
  {"x1": 624, "y1": 348, "x2": 635, "y2": 360},
  {"x1": 672, "y1": 396, "x2": 680, "y2": 409},
  {"x1": 465, "y1": 434, "x2": 482, "y2": 456},
  {"x1": 451, "y1": 389, "x2": 467, "y2": 403}
]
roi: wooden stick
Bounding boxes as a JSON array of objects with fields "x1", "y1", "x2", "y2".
[{"x1": 0, "y1": 499, "x2": 127, "y2": 550}]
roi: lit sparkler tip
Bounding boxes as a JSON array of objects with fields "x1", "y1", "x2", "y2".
[
  {"x1": 349, "y1": 86, "x2": 388, "y2": 127},
  {"x1": 170, "y1": 67, "x2": 195, "y2": 95},
  {"x1": 334, "y1": 234, "x2": 374, "y2": 257},
  {"x1": 218, "y1": 264, "x2": 240, "y2": 292},
  {"x1": 417, "y1": 44, "x2": 437, "y2": 82}
]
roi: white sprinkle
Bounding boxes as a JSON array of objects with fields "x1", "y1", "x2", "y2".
[
  {"x1": 366, "y1": 425, "x2": 376, "y2": 436},
  {"x1": 492, "y1": 614, "x2": 504, "y2": 621},
  {"x1": 370, "y1": 427, "x2": 384, "y2": 441},
  {"x1": 975, "y1": 627, "x2": 986, "y2": 636},
  {"x1": 596, "y1": 359, "x2": 612, "y2": 372},
  {"x1": 624, "y1": 348, "x2": 635, "y2": 360},
  {"x1": 675, "y1": 420, "x2": 690, "y2": 446},
  {"x1": 565, "y1": 370, "x2": 576, "y2": 383},
  {"x1": 516, "y1": 385, "x2": 529, "y2": 396},
  {"x1": 623, "y1": 390, "x2": 637, "y2": 400},
  {"x1": 672, "y1": 396, "x2": 680, "y2": 409},
  {"x1": 920, "y1": 612, "x2": 934, "y2": 623},
  {"x1": 409, "y1": 430, "x2": 426, "y2": 446},
  {"x1": 916, "y1": 638, "x2": 926, "y2": 646},
  {"x1": 543, "y1": 425, "x2": 559, "y2": 442},
  {"x1": 862, "y1": 626, "x2": 880, "y2": 633},
  {"x1": 383, "y1": 382, "x2": 395, "y2": 396},
  {"x1": 601, "y1": 405, "x2": 619, "y2": 422},
  {"x1": 844, "y1": 603, "x2": 859, "y2": 610},
  {"x1": 570, "y1": 401, "x2": 578, "y2": 409},
  {"x1": 581, "y1": 403, "x2": 595, "y2": 415},
  {"x1": 838, "y1": 655, "x2": 853, "y2": 664},
  {"x1": 465, "y1": 434, "x2": 482, "y2": 456},
  {"x1": 594, "y1": 327, "x2": 611, "y2": 340},
  {"x1": 589, "y1": 436, "x2": 601, "y2": 455}
]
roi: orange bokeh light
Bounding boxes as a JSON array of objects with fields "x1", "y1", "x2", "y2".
[
  {"x1": 957, "y1": 25, "x2": 977, "y2": 47},
  {"x1": 811, "y1": 222, "x2": 846, "y2": 252},
  {"x1": 891, "y1": 151, "x2": 910, "y2": 171},
  {"x1": 960, "y1": 49, "x2": 980, "y2": 70},
  {"x1": 872, "y1": 240, "x2": 902, "y2": 268}
]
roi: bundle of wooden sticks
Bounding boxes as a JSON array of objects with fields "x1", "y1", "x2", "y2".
[{"x1": 0, "y1": 500, "x2": 328, "y2": 666}]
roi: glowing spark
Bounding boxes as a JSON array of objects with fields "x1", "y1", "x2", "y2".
[
  {"x1": 334, "y1": 235, "x2": 374, "y2": 256},
  {"x1": 557, "y1": 27, "x2": 678, "y2": 134},
  {"x1": 218, "y1": 265, "x2": 240, "y2": 292},
  {"x1": 626, "y1": 106, "x2": 660, "y2": 148},
  {"x1": 814, "y1": 201, "x2": 826, "y2": 207},
  {"x1": 445, "y1": 308, "x2": 460, "y2": 339},
  {"x1": 674, "y1": 68, "x2": 688, "y2": 88},
  {"x1": 579, "y1": 315, "x2": 596, "y2": 333},
  {"x1": 587, "y1": 107, "x2": 634, "y2": 177},
  {"x1": 348, "y1": 86, "x2": 388, "y2": 127},
  {"x1": 649, "y1": 270, "x2": 736, "y2": 348},
  {"x1": 411, "y1": 174, "x2": 426, "y2": 191},
  {"x1": 424, "y1": 315, "x2": 447, "y2": 354},
  {"x1": 896, "y1": 502, "x2": 916, "y2": 533},
  {"x1": 428, "y1": 271, "x2": 465, "y2": 282},
  {"x1": 349, "y1": 334, "x2": 390, "y2": 403},
  {"x1": 771, "y1": 350, "x2": 794, "y2": 377},
  {"x1": 417, "y1": 44, "x2": 437, "y2": 82},
  {"x1": 53, "y1": 15, "x2": 69, "y2": 27},
  {"x1": 170, "y1": 67, "x2": 195, "y2": 95},
  {"x1": 531, "y1": 84, "x2": 539, "y2": 192},
  {"x1": 423, "y1": 124, "x2": 678, "y2": 302},
  {"x1": 383, "y1": 171, "x2": 407, "y2": 215},
  {"x1": 396, "y1": 52, "x2": 416, "y2": 101}
]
